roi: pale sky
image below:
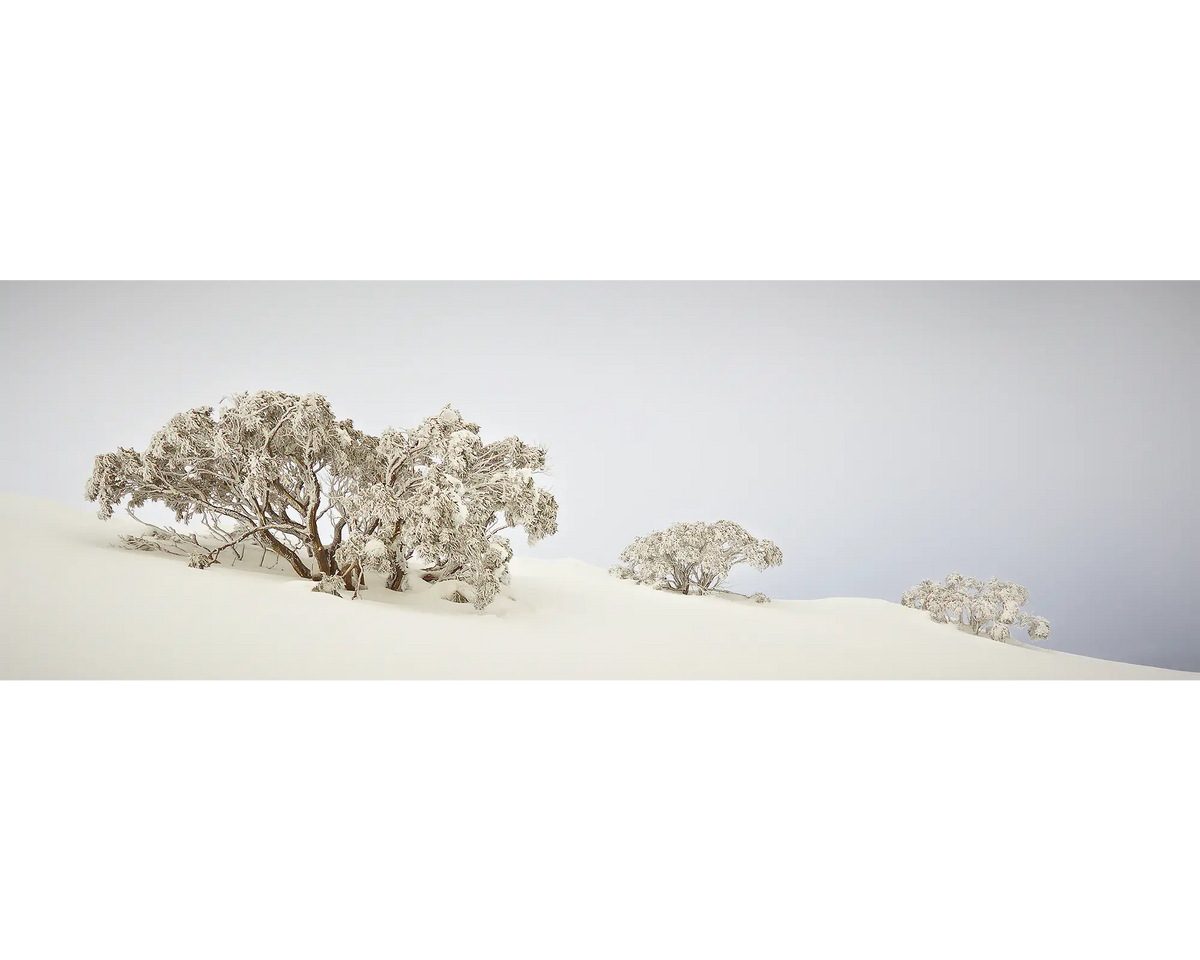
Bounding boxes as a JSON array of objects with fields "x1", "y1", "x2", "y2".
[{"x1": 2, "y1": 282, "x2": 1196, "y2": 670}]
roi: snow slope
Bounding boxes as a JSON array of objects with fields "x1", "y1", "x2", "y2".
[{"x1": 0, "y1": 494, "x2": 1193, "y2": 679}]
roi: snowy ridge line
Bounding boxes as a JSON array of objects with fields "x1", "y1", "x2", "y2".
[{"x1": 0, "y1": 492, "x2": 1193, "y2": 680}]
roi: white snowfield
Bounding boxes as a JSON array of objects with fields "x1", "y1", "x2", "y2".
[{"x1": 1, "y1": 494, "x2": 1193, "y2": 680}]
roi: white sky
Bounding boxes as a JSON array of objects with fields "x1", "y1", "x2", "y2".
[{"x1": 2, "y1": 281, "x2": 1197, "y2": 669}]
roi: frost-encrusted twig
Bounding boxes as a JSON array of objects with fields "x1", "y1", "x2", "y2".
[
  {"x1": 118, "y1": 531, "x2": 193, "y2": 555},
  {"x1": 118, "y1": 506, "x2": 207, "y2": 558}
]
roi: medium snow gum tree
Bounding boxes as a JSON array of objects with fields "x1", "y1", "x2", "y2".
[
  {"x1": 901, "y1": 574, "x2": 1051, "y2": 643},
  {"x1": 85, "y1": 391, "x2": 559, "y2": 610},
  {"x1": 610, "y1": 521, "x2": 783, "y2": 598}
]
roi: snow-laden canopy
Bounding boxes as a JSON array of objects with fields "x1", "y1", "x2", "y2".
[
  {"x1": 610, "y1": 520, "x2": 783, "y2": 596},
  {"x1": 901, "y1": 574, "x2": 1051, "y2": 643}
]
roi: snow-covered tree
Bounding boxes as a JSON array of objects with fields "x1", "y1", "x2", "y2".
[
  {"x1": 85, "y1": 391, "x2": 558, "y2": 610},
  {"x1": 328, "y1": 404, "x2": 554, "y2": 609},
  {"x1": 611, "y1": 521, "x2": 783, "y2": 597},
  {"x1": 901, "y1": 574, "x2": 1050, "y2": 643}
]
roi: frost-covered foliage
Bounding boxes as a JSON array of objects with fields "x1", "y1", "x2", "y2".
[
  {"x1": 749, "y1": 592, "x2": 771, "y2": 604},
  {"x1": 611, "y1": 521, "x2": 783, "y2": 597},
  {"x1": 901, "y1": 574, "x2": 1050, "y2": 643},
  {"x1": 86, "y1": 391, "x2": 558, "y2": 610}
]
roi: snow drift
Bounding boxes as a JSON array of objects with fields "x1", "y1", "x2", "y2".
[{"x1": 0, "y1": 494, "x2": 1193, "y2": 680}]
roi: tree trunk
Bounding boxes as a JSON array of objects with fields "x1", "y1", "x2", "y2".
[
  {"x1": 302, "y1": 471, "x2": 332, "y2": 576},
  {"x1": 386, "y1": 564, "x2": 404, "y2": 591},
  {"x1": 421, "y1": 560, "x2": 463, "y2": 584},
  {"x1": 329, "y1": 518, "x2": 348, "y2": 561},
  {"x1": 257, "y1": 531, "x2": 313, "y2": 580}
]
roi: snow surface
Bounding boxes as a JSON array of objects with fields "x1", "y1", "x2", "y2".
[{"x1": 1, "y1": 493, "x2": 1194, "y2": 680}]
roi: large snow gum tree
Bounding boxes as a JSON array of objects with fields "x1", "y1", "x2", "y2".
[
  {"x1": 901, "y1": 574, "x2": 1050, "y2": 643},
  {"x1": 610, "y1": 521, "x2": 783, "y2": 597},
  {"x1": 85, "y1": 391, "x2": 558, "y2": 610}
]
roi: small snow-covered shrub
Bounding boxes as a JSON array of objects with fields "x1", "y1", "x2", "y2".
[
  {"x1": 901, "y1": 574, "x2": 1050, "y2": 643},
  {"x1": 311, "y1": 574, "x2": 344, "y2": 597},
  {"x1": 612, "y1": 521, "x2": 782, "y2": 597},
  {"x1": 85, "y1": 391, "x2": 558, "y2": 610},
  {"x1": 749, "y1": 592, "x2": 771, "y2": 604}
]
